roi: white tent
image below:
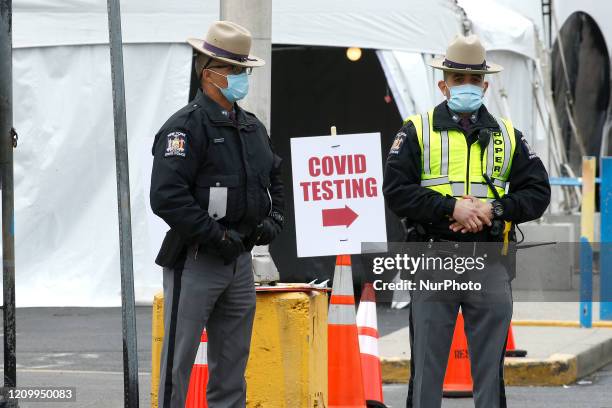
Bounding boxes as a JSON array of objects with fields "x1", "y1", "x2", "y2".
[
  {"x1": 486, "y1": 0, "x2": 612, "y2": 208},
  {"x1": 378, "y1": 0, "x2": 546, "y2": 163},
  {"x1": 495, "y1": 0, "x2": 612, "y2": 55},
  {"x1": 10, "y1": 0, "x2": 551, "y2": 306}
]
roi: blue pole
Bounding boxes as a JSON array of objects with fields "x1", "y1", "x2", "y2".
[
  {"x1": 580, "y1": 237, "x2": 593, "y2": 327},
  {"x1": 601, "y1": 157, "x2": 612, "y2": 320}
]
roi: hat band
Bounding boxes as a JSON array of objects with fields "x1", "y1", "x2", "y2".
[
  {"x1": 443, "y1": 59, "x2": 487, "y2": 70},
  {"x1": 203, "y1": 41, "x2": 255, "y2": 63}
]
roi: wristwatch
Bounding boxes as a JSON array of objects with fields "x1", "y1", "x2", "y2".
[{"x1": 491, "y1": 200, "x2": 504, "y2": 219}]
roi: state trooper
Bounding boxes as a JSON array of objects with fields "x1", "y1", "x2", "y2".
[
  {"x1": 150, "y1": 21, "x2": 284, "y2": 407},
  {"x1": 383, "y1": 35, "x2": 551, "y2": 408}
]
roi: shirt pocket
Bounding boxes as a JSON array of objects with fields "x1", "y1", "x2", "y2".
[{"x1": 196, "y1": 174, "x2": 240, "y2": 221}]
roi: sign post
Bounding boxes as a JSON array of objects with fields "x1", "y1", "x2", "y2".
[
  {"x1": 0, "y1": 2, "x2": 18, "y2": 406},
  {"x1": 106, "y1": 0, "x2": 139, "y2": 405},
  {"x1": 291, "y1": 131, "x2": 387, "y2": 258}
]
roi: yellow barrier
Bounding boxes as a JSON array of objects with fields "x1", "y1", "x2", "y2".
[{"x1": 151, "y1": 289, "x2": 328, "y2": 408}]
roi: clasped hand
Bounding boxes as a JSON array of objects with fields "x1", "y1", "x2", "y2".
[{"x1": 449, "y1": 195, "x2": 492, "y2": 234}]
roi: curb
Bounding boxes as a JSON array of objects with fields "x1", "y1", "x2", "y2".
[
  {"x1": 380, "y1": 336, "x2": 612, "y2": 386},
  {"x1": 511, "y1": 320, "x2": 612, "y2": 328}
]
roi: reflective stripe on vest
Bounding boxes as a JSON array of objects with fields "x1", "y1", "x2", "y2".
[{"x1": 407, "y1": 110, "x2": 516, "y2": 200}]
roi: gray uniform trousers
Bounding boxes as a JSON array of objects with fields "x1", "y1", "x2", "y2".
[
  {"x1": 158, "y1": 246, "x2": 256, "y2": 408},
  {"x1": 406, "y1": 260, "x2": 513, "y2": 408}
]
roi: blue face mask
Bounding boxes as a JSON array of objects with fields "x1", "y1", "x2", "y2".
[
  {"x1": 447, "y1": 84, "x2": 484, "y2": 113},
  {"x1": 212, "y1": 71, "x2": 249, "y2": 103}
]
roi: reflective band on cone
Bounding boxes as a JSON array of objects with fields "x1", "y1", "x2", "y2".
[
  {"x1": 186, "y1": 329, "x2": 209, "y2": 408},
  {"x1": 356, "y1": 283, "x2": 384, "y2": 405},
  {"x1": 357, "y1": 335, "x2": 379, "y2": 357},
  {"x1": 329, "y1": 255, "x2": 366, "y2": 408}
]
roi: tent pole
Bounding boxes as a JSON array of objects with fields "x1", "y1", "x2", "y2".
[
  {"x1": 105, "y1": 0, "x2": 139, "y2": 406},
  {"x1": 0, "y1": 1, "x2": 18, "y2": 406}
]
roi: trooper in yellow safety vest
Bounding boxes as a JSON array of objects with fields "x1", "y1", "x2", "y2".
[{"x1": 383, "y1": 34, "x2": 551, "y2": 408}]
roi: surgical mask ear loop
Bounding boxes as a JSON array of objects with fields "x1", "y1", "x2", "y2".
[{"x1": 205, "y1": 69, "x2": 228, "y2": 91}]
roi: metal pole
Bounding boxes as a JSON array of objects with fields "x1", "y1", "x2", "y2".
[
  {"x1": 220, "y1": 0, "x2": 272, "y2": 127},
  {"x1": 0, "y1": 1, "x2": 17, "y2": 406},
  {"x1": 105, "y1": 0, "x2": 139, "y2": 406},
  {"x1": 541, "y1": 0, "x2": 552, "y2": 48}
]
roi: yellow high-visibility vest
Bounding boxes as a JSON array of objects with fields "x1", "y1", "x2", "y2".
[{"x1": 404, "y1": 109, "x2": 516, "y2": 201}]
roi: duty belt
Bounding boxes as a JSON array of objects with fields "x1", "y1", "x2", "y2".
[{"x1": 424, "y1": 239, "x2": 501, "y2": 259}]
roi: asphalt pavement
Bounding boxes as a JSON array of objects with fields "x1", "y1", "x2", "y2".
[
  {"x1": 383, "y1": 362, "x2": 612, "y2": 407},
  {"x1": 1, "y1": 306, "x2": 611, "y2": 407}
]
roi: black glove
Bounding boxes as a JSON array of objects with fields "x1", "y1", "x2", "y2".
[
  {"x1": 255, "y1": 217, "x2": 282, "y2": 246},
  {"x1": 243, "y1": 223, "x2": 264, "y2": 252},
  {"x1": 215, "y1": 229, "x2": 246, "y2": 265}
]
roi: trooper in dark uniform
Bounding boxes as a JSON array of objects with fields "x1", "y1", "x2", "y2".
[
  {"x1": 150, "y1": 21, "x2": 284, "y2": 407},
  {"x1": 383, "y1": 35, "x2": 550, "y2": 408}
]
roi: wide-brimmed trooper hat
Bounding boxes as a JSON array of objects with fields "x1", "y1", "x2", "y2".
[
  {"x1": 187, "y1": 21, "x2": 265, "y2": 68},
  {"x1": 429, "y1": 34, "x2": 502, "y2": 74}
]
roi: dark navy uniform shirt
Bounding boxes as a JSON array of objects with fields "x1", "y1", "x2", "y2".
[{"x1": 150, "y1": 89, "x2": 284, "y2": 253}]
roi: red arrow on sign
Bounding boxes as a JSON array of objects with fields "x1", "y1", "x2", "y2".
[{"x1": 322, "y1": 205, "x2": 359, "y2": 228}]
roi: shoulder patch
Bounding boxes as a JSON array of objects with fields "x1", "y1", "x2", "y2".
[
  {"x1": 389, "y1": 131, "x2": 407, "y2": 155},
  {"x1": 164, "y1": 131, "x2": 187, "y2": 158},
  {"x1": 520, "y1": 135, "x2": 538, "y2": 159}
]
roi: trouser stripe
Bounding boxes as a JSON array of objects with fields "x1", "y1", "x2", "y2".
[{"x1": 163, "y1": 260, "x2": 185, "y2": 408}]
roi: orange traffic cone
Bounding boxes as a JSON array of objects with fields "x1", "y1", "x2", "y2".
[
  {"x1": 186, "y1": 329, "x2": 209, "y2": 408},
  {"x1": 443, "y1": 313, "x2": 473, "y2": 397},
  {"x1": 328, "y1": 255, "x2": 366, "y2": 408},
  {"x1": 356, "y1": 283, "x2": 385, "y2": 406},
  {"x1": 505, "y1": 324, "x2": 527, "y2": 357}
]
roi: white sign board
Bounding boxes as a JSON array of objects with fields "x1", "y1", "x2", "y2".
[{"x1": 291, "y1": 133, "x2": 387, "y2": 257}]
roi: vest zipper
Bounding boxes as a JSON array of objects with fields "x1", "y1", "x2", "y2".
[{"x1": 465, "y1": 139, "x2": 471, "y2": 195}]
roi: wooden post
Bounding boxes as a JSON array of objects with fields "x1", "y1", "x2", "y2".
[{"x1": 580, "y1": 157, "x2": 595, "y2": 327}]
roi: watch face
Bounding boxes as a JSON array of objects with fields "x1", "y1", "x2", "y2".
[{"x1": 493, "y1": 203, "x2": 503, "y2": 217}]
